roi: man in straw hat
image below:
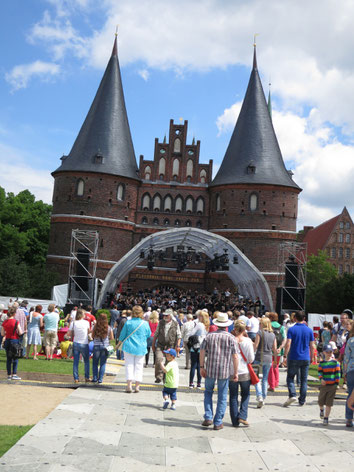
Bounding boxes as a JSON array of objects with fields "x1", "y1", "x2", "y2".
[{"x1": 200, "y1": 312, "x2": 238, "y2": 430}]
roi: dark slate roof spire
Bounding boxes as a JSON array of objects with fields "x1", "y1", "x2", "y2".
[
  {"x1": 54, "y1": 34, "x2": 139, "y2": 181},
  {"x1": 211, "y1": 45, "x2": 299, "y2": 190}
]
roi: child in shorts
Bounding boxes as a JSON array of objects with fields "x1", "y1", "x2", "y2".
[
  {"x1": 160, "y1": 348, "x2": 179, "y2": 410},
  {"x1": 318, "y1": 344, "x2": 341, "y2": 425}
]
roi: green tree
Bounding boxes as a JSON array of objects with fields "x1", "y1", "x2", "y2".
[
  {"x1": 322, "y1": 273, "x2": 354, "y2": 313},
  {"x1": 0, "y1": 186, "x2": 58, "y2": 298},
  {"x1": 305, "y1": 250, "x2": 337, "y2": 313}
]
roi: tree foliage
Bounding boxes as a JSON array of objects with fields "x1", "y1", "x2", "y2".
[
  {"x1": 0, "y1": 187, "x2": 59, "y2": 299},
  {"x1": 306, "y1": 251, "x2": 354, "y2": 313}
]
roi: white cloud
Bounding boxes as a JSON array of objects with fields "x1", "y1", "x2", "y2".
[
  {"x1": 216, "y1": 102, "x2": 354, "y2": 228},
  {"x1": 5, "y1": 60, "x2": 60, "y2": 91},
  {"x1": 0, "y1": 144, "x2": 53, "y2": 203},
  {"x1": 138, "y1": 69, "x2": 150, "y2": 81}
]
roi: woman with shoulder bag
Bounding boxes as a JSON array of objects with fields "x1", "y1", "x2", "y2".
[
  {"x1": 253, "y1": 317, "x2": 277, "y2": 408},
  {"x1": 1, "y1": 307, "x2": 23, "y2": 380},
  {"x1": 119, "y1": 305, "x2": 151, "y2": 393},
  {"x1": 229, "y1": 320, "x2": 255, "y2": 426},
  {"x1": 92, "y1": 313, "x2": 114, "y2": 384}
]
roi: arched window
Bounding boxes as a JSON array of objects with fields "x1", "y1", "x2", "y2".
[
  {"x1": 175, "y1": 219, "x2": 181, "y2": 226},
  {"x1": 144, "y1": 166, "x2": 151, "y2": 180},
  {"x1": 216, "y1": 194, "x2": 220, "y2": 211},
  {"x1": 77, "y1": 179, "x2": 84, "y2": 196},
  {"x1": 153, "y1": 194, "x2": 161, "y2": 211},
  {"x1": 172, "y1": 159, "x2": 180, "y2": 177},
  {"x1": 164, "y1": 195, "x2": 172, "y2": 212},
  {"x1": 164, "y1": 218, "x2": 170, "y2": 226},
  {"x1": 117, "y1": 184, "x2": 125, "y2": 201},
  {"x1": 250, "y1": 193, "x2": 258, "y2": 211},
  {"x1": 174, "y1": 138, "x2": 181, "y2": 153},
  {"x1": 142, "y1": 217, "x2": 148, "y2": 225},
  {"x1": 196, "y1": 197, "x2": 204, "y2": 214},
  {"x1": 200, "y1": 169, "x2": 207, "y2": 183},
  {"x1": 142, "y1": 194, "x2": 151, "y2": 210},
  {"x1": 196, "y1": 220, "x2": 202, "y2": 228},
  {"x1": 175, "y1": 196, "x2": 183, "y2": 213},
  {"x1": 186, "y1": 220, "x2": 191, "y2": 227},
  {"x1": 186, "y1": 159, "x2": 193, "y2": 177},
  {"x1": 186, "y1": 197, "x2": 194, "y2": 213},
  {"x1": 158, "y1": 158, "x2": 166, "y2": 176},
  {"x1": 153, "y1": 218, "x2": 159, "y2": 225}
]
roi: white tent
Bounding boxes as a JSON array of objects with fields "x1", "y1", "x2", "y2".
[{"x1": 96, "y1": 227, "x2": 274, "y2": 310}]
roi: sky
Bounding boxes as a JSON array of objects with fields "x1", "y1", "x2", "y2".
[{"x1": 0, "y1": 0, "x2": 353, "y2": 230}]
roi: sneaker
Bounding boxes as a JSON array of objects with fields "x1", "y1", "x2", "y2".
[
  {"x1": 163, "y1": 400, "x2": 169, "y2": 409},
  {"x1": 323, "y1": 417, "x2": 328, "y2": 425},
  {"x1": 239, "y1": 419, "x2": 249, "y2": 427},
  {"x1": 283, "y1": 397, "x2": 297, "y2": 407},
  {"x1": 7, "y1": 375, "x2": 12, "y2": 380},
  {"x1": 346, "y1": 420, "x2": 353, "y2": 428},
  {"x1": 197, "y1": 383, "x2": 202, "y2": 389},
  {"x1": 170, "y1": 404, "x2": 176, "y2": 410},
  {"x1": 11, "y1": 375, "x2": 21, "y2": 380},
  {"x1": 189, "y1": 383, "x2": 194, "y2": 389},
  {"x1": 320, "y1": 409, "x2": 324, "y2": 419},
  {"x1": 257, "y1": 397, "x2": 264, "y2": 409}
]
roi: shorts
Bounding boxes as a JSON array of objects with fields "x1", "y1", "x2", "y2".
[
  {"x1": 44, "y1": 330, "x2": 58, "y2": 348},
  {"x1": 163, "y1": 387, "x2": 177, "y2": 401},
  {"x1": 318, "y1": 383, "x2": 337, "y2": 407}
]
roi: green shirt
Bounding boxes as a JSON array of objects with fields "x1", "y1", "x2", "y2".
[{"x1": 164, "y1": 359, "x2": 179, "y2": 388}]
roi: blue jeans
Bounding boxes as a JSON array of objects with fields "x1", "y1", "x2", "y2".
[
  {"x1": 4, "y1": 339, "x2": 19, "y2": 375},
  {"x1": 287, "y1": 359, "x2": 310, "y2": 405},
  {"x1": 229, "y1": 379, "x2": 251, "y2": 425},
  {"x1": 73, "y1": 342, "x2": 90, "y2": 381},
  {"x1": 204, "y1": 377, "x2": 229, "y2": 426},
  {"x1": 255, "y1": 362, "x2": 271, "y2": 400},
  {"x1": 345, "y1": 369, "x2": 354, "y2": 420},
  {"x1": 189, "y1": 350, "x2": 201, "y2": 385},
  {"x1": 92, "y1": 345, "x2": 108, "y2": 382}
]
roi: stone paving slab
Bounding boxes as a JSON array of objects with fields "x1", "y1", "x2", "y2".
[{"x1": 2, "y1": 356, "x2": 354, "y2": 471}]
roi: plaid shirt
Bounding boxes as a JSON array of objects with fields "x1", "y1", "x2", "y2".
[{"x1": 201, "y1": 329, "x2": 238, "y2": 379}]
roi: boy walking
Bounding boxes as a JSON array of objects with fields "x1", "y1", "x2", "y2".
[
  {"x1": 160, "y1": 348, "x2": 179, "y2": 410},
  {"x1": 318, "y1": 344, "x2": 341, "y2": 425}
]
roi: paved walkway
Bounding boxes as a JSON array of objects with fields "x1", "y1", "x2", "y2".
[{"x1": 2, "y1": 355, "x2": 353, "y2": 472}]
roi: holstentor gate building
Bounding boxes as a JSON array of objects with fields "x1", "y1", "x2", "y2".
[{"x1": 47, "y1": 37, "x2": 301, "y2": 304}]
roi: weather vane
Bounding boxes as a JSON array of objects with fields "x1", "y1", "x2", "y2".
[
  {"x1": 254, "y1": 33, "x2": 259, "y2": 47},
  {"x1": 179, "y1": 117, "x2": 183, "y2": 123},
  {"x1": 115, "y1": 25, "x2": 119, "y2": 37}
]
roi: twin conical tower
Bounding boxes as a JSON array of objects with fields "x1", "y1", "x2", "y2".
[{"x1": 47, "y1": 37, "x2": 300, "y2": 304}]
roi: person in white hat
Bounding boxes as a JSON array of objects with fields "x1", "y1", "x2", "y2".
[{"x1": 199, "y1": 312, "x2": 238, "y2": 430}]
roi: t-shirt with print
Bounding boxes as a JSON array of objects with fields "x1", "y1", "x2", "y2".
[{"x1": 164, "y1": 359, "x2": 179, "y2": 389}]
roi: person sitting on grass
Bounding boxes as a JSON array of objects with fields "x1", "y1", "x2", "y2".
[
  {"x1": 160, "y1": 348, "x2": 179, "y2": 410},
  {"x1": 318, "y1": 344, "x2": 341, "y2": 426}
]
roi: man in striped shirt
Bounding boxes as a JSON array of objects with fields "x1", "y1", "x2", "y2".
[
  {"x1": 200, "y1": 312, "x2": 238, "y2": 430},
  {"x1": 318, "y1": 344, "x2": 341, "y2": 425}
]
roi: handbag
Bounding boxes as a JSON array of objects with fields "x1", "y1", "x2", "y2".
[
  {"x1": 239, "y1": 344, "x2": 259, "y2": 385},
  {"x1": 9, "y1": 322, "x2": 24, "y2": 359},
  {"x1": 105, "y1": 345, "x2": 114, "y2": 357},
  {"x1": 117, "y1": 321, "x2": 144, "y2": 351},
  {"x1": 187, "y1": 335, "x2": 200, "y2": 350}
]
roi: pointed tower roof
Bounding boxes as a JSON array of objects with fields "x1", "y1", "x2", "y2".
[
  {"x1": 53, "y1": 36, "x2": 139, "y2": 181},
  {"x1": 211, "y1": 46, "x2": 299, "y2": 189}
]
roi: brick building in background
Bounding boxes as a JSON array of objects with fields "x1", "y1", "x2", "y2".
[
  {"x1": 47, "y1": 37, "x2": 301, "y2": 303},
  {"x1": 301, "y1": 207, "x2": 354, "y2": 275}
]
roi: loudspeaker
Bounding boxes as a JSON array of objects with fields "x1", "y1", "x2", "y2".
[
  {"x1": 285, "y1": 262, "x2": 299, "y2": 287},
  {"x1": 74, "y1": 248, "x2": 90, "y2": 291},
  {"x1": 276, "y1": 286, "x2": 305, "y2": 312}
]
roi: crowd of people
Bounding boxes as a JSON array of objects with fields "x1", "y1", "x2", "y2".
[{"x1": 1, "y1": 289, "x2": 354, "y2": 430}]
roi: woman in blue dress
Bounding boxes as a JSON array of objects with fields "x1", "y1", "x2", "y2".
[{"x1": 26, "y1": 305, "x2": 43, "y2": 360}]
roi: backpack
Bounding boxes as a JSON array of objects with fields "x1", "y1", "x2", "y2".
[
  {"x1": 187, "y1": 335, "x2": 200, "y2": 350},
  {"x1": 273, "y1": 325, "x2": 283, "y2": 348}
]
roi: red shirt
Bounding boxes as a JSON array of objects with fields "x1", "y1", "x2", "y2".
[
  {"x1": 2, "y1": 318, "x2": 19, "y2": 339},
  {"x1": 84, "y1": 313, "x2": 96, "y2": 329},
  {"x1": 149, "y1": 321, "x2": 158, "y2": 337}
]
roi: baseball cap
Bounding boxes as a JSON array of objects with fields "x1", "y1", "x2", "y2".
[
  {"x1": 323, "y1": 344, "x2": 334, "y2": 352},
  {"x1": 163, "y1": 308, "x2": 174, "y2": 316},
  {"x1": 163, "y1": 348, "x2": 177, "y2": 357}
]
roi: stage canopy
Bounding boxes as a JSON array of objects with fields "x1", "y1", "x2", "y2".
[{"x1": 96, "y1": 227, "x2": 273, "y2": 310}]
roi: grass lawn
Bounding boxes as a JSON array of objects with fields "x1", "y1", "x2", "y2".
[
  {"x1": 308, "y1": 364, "x2": 344, "y2": 387},
  {"x1": 0, "y1": 351, "x2": 84, "y2": 376},
  {"x1": 0, "y1": 425, "x2": 33, "y2": 457}
]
